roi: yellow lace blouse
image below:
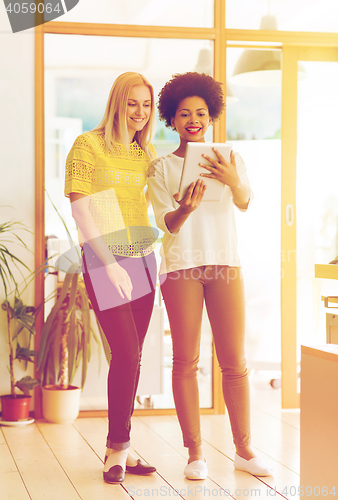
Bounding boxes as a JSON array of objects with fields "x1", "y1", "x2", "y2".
[{"x1": 65, "y1": 132, "x2": 157, "y2": 257}]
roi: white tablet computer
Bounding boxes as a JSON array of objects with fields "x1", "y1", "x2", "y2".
[{"x1": 179, "y1": 142, "x2": 233, "y2": 202}]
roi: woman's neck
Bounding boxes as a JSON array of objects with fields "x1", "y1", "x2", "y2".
[{"x1": 115, "y1": 132, "x2": 135, "y2": 145}]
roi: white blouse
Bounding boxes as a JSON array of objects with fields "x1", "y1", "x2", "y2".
[{"x1": 147, "y1": 152, "x2": 253, "y2": 275}]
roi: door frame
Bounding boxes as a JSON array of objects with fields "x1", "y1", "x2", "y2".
[
  {"x1": 34, "y1": 1, "x2": 226, "y2": 418},
  {"x1": 281, "y1": 45, "x2": 338, "y2": 408},
  {"x1": 34, "y1": 3, "x2": 338, "y2": 416}
]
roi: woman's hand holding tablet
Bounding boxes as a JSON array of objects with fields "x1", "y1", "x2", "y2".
[
  {"x1": 179, "y1": 142, "x2": 233, "y2": 202},
  {"x1": 173, "y1": 179, "x2": 207, "y2": 212},
  {"x1": 200, "y1": 148, "x2": 240, "y2": 190}
]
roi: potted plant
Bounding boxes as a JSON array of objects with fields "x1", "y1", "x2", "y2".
[
  {"x1": 0, "y1": 219, "x2": 40, "y2": 423},
  {"x1": 37, "y1": 195, "x2": 110, "y2": 423},
  {"x1": 37, "y1": 264, "x2": 110, "y2": 423}
]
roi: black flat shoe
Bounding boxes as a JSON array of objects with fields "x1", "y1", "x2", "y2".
[
  {"x1": 103, "y1": 465, "x2": 125, "y2": 483},
  {"x1": 126, "y1": 459, "x2": 156, "y2": 475}
]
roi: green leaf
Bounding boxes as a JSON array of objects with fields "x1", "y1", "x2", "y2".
[
  {"x1": 45, "y1": 190, "x2": 80, "y2": 261},
  {"x1": 15, "y1": 376, "x2": 40, "y2": 395},
  {"x1": 37, "y1": 312, "x2": 60, "y2": 383},
  {"x1": 65, "y1": 272, "x2": 79, "y2": 323},
  {"x1": 0, "y1": 221, "x2": 31, "y2": 297},
  {"x1": 12, "y1": 298, "x2": 36, "y2": 337},
  {"x1": 15, "y1": 344, "x2": 37, "y2": 363},
  {"x1": 37, "y1": 272, "x2": 73, "y2": 369},
  {"x1": 81, "y1": 330, "x2": 88, "y2": 390},
  {"x1": 52, "y1": 315, "x2": 64, "y2": 384},
  {"x1": 67, "y1": 309, "x2": 77, "y2": 385}
]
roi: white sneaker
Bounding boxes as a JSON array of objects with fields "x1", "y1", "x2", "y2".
[
  {"x1": 184, "y1": 459, "x2": 208, "y2": 480},
  {"x1": 234, "y1": 453, "x2": 274, "y2": 476}
]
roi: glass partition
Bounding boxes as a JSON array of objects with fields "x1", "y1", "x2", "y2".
[
  {"x1": 44, "y1": 33, "x2": 214, "y2": 411},
  {"x1": 227, "y1": 47, "x2": 282, "y2": 376},
  {"x1": 60, "y1": 0, "x2": 214, "y2": 27},
  {"x1": 226, "y1": 0, "x2": 338, "y2": 33},
  {"x1": 296, "y1": 61, "x2": 338, "y2": 361}
]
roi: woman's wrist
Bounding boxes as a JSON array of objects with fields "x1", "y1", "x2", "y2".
[
  {"x1": 177, "y1": 204, "x2": 194, "y2": 216},
  {"x1": 164, "y1": 205, "x2": 191, "y2": 234},
  {"x1": 105, "y1": 259, "x2": 118, "y2": 267},
  {"x1": 231, "y1": 181, "x2": 251, "y2": 209},
  {"x1": 230, "y1": 179, "x2": 242, "y2": 191}
]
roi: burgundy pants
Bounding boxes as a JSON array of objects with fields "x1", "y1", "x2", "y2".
[{"x1": 82, "y1": 244, "x2": 156, "y2": 450}]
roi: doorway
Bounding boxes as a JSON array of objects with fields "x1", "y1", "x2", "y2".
[{"x1": 281, "y1": 46, "x2": 338, "y2": 407}]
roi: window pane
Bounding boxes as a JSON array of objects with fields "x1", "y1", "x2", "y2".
[
  {"x1": 226, "y1": 0, "x2": 338, "y2": 33},
  {"x1": 44, "y1": 34, "x2": 214, "y2": 410},
  {"x1": 226, "y1": 47, "x2": 282, "y2": 374},
  {"x1": 296, "y1": 61, "x2": 338, "y2": 356},
  {"x1": 60, "y1": 0, "x2": 214, "y2": 27},
  {"x1": 45, "y1": 34, "x2": 214, "y2": 158}
]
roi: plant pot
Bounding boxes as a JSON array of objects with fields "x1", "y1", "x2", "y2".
[
  {"x1": 41, "y1": 385, "x2": 81, "y2": 423},
  {"x1": 0, "y1": 394, "x2": 32, "y2": 421}
]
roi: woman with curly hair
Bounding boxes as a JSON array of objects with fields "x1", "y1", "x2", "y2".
[{"x1": 148, "y1": 72, "x2": 273, "y2": 479}]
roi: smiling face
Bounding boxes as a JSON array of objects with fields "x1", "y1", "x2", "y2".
[
  {"x1": 126, "y1": 85, "x2": 152, "y2": 141},
  {"x1": 171, "y1": 95, "x2": 212, "y2": 144}
]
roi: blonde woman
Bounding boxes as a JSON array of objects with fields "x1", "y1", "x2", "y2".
[{"x1": 65, "y1": 72, "x2": 157, "y2": 484}]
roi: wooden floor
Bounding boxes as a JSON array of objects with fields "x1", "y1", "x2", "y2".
[{"x1": 1, "y1": 372, "x2": 300, "y2": 500}]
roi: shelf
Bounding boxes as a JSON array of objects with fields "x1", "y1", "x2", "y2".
[
  {"x1": 321, "y1": 295, "x2": 338, "y2": 305},
  {"x1": 314, "y1": 264, "x2": 338, "y2": 280}
]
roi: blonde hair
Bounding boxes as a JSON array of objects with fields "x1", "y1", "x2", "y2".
[{"x1": 93, "y1": 72, "x2": 156, "y2": 158}]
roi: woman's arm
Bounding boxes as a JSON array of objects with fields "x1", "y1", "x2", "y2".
[
  {"x1": 230, "y1": 180, "x2": 251, "y2": 210},
  {"x1": 70, "y1": 192, "x2": 132, "y2": 300},
  {"x1": 148, "y1": 158, "x2": 205, "y2": 234},
  {"x1": 164, "y1": 180, "x2": 206, "y2": 233}
]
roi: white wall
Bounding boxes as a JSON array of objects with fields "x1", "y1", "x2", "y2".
[{"x1": 0, "y1": 6, "x2": 35, "y2": 397}]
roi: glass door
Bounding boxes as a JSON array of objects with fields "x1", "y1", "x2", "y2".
[
  {"x1": 44, "y1": 33, "x2": 215, "y2": 413},
  {"x1": 281, "y1": 46, "x2": 338, "y2": 408},
  {"x1": 296, "y1": 57, "x2": 338, "y2": 346},
  {"x1": 226, "y1": 47, "x2": 282, "y2": 379}
]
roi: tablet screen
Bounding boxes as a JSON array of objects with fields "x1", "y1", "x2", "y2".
[{"x1": 179, "y1": 142, "x2": 232, "y2": 202}]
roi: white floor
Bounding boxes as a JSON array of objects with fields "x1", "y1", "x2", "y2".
[{"x1": 0, "y1": 371, "x2": 300, "y2": 500}]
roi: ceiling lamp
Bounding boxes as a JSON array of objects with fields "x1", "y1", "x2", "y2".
[
  {"x1": 225, "y1": 83, "x2": 239, "y2": 104},
  {"x1": 195, "y1": 48, "x2": 238, "y2": 103},
  {"x1": 195, "y1": 47, "x2": 213, "y2": 75},
  {"x1": 230, "y1": 15, "x2": 305, "y2": 87},
  {"x1": 231, "y1": 15, "x2": 281, "y2": 87}
]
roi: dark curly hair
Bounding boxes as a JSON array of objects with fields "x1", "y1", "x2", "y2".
[{"x1": 158, "y1": 72, "x2": 225, "y2": 129}]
